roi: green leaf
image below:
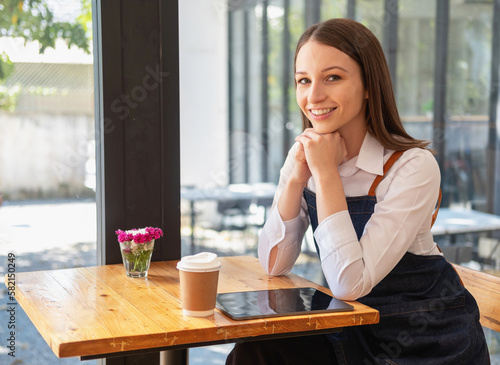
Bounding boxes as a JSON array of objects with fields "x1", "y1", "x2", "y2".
[
  {"x1": 0, "y1": 52, "x2": 14, "y2": 81},
  {"x1": 0, "y1": 0, "x2": 91, "y2": 54}
]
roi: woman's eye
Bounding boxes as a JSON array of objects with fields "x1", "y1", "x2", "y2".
[
  {"x1": 327, "y1": 75, "x2": 341, "y2": 81},
  {"x1": 297, "y1": 78, "x2": 310, "y2": 84}
]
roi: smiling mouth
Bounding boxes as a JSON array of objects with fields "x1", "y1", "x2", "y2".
[{"x1": 310, "y1": 108, "x2": 336, "y2": 116}]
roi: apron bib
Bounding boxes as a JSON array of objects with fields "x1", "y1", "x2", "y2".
[{"x1": 303, "y1": 151, "x2": 489, "y2": 364}]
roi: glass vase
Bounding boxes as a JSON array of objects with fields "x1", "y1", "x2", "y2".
[{"x1": 119, "y1": 239, "x2": 155, "y2": 278}]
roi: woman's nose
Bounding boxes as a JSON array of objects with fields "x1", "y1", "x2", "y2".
[{"x1": 308, "y1": 82, "x2": 327, "y2": 104}]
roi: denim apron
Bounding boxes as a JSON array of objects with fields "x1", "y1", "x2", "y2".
[{"x1": 303, "y1": 151, "x2": 490, "y2": 365}]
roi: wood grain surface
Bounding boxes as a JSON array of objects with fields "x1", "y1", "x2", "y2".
[
  {"x1": 452, "y1": 263, "x2": 500, "y2": 332},
  {"x1": 7, "y1": 256, "x2": 379, "y2": 359}
]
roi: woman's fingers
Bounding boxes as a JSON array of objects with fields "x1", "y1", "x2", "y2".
[
  {"x1": 295, "y1": 130, "x2": 339, "y2": 148},
  {"x1": 295, "y1": 142, "x2": 307, "y2": 163},
  {"x1": 295, "y1": 130, "x2": 323, "y2": 148},
  {"x1": 295, "y1": 134, "x2": 310, "y2": 146},
  {"x1": 291, "y1": 142, "x2": 312, "y2": 184},
  {"x1": 294, "y1": 131, "x2": 346, "y2": 175},
  {"x1": 296, "y1": 128, "x2": 321, "y2": 141}
]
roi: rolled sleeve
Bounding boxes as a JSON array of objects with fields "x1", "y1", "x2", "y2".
[
  {"x1": 258, "y1": 206, "x2": 305, "y2": 276},
  {"x1": 314, "y1": 210, "x2": 359, "y2": 262},
  {"x1": 314, "y1": 210, "x2": 367, "y2": 299}
]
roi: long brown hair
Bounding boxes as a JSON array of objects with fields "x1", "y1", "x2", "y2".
[{"x1": 294, "y1": 18, "x2": 430, "y2": 151}]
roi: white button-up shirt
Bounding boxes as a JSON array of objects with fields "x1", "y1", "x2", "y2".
[{"x1": 258, "y1": 132, "x2": 442, "y2": 300}]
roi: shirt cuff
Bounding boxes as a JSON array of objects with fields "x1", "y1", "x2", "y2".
[
  {"x1": 314, "y1": 210, "x2": 359, "y2": 261},
  {"x1": 258, "y1": 206, "x2": 303, "y2": 275},
  {"x1": 262, "y1": 206, "x2": 303, "y2": 248}
]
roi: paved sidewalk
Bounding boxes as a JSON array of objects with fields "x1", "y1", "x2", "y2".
[{"x1": 0, "y1": 200, "x2": 98, "y2": 364}]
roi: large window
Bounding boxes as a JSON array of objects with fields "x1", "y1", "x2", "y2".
[
  {"x1": 226, "y1": 0, "x2": 498, "y2": 212},
  {"x1": 0, "y1": 0, "x2": 97, "y2": 364},
  {"x1": 181, "y1": 1, "x2": 500, "y2": 360},
  {"x1": 180, "y1": 0, "x2": 500, "y2": 255}
]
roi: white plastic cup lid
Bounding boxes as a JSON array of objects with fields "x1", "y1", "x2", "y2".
[{"x1": 176, "y1": 252, "x2": 222, "y2": 272}]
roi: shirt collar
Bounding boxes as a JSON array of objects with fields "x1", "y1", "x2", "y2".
[{"x1": 355, "y1": 132, "x2": 385, "y2": 176}]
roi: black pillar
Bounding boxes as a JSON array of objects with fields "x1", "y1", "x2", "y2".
[
  {"x1": 347, "y1": 0, "x2": 356, "y2": 20},
  {"x1": 433, "y1": 0, "x2": 450, "y2": 206},
  {"x1": 383, "y1": 0, "x2": 398, "y2": 94},
  {"x1": 282, "y1": 0, "x2": 291, "y2": 160},
  {"x1": 261, "y1": 0, "x2": 269, "y2": 182},
  {"x1": 305, "y1": 0, "x2": 321, "y2": 28},
  {"x1": 488, "y1": 0, "x2": 500, "y2": 214}
]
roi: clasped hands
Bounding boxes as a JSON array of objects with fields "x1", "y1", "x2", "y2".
[{"x1": 293, "y1": 128, "x2": 347, "y2": 186}]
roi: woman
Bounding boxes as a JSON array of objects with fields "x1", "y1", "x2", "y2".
[{"x1": 226, "y1": 18, "x2": 489, "y2": 364}]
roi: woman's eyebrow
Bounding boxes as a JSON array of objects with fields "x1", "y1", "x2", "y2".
[
  {"x1": 295, "y1": 65, "x2": 348, "y2": 74},
  {"x1": 322, "y1": 65, "x2": 348, "y2": 73}
]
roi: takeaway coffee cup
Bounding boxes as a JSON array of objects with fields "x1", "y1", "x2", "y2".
[{"x1": 176, "y1": 252, "x2": 222, "y2": 317}]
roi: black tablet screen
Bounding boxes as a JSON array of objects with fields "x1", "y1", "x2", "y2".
[{"x1": 216, "y1": 287, "x2": 353, "y2": 320}]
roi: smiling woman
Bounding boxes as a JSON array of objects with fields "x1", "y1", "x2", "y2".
[
  {"x1": 227, "y1": 18, "x2": 490, "y2": 365},
  {"x1": 294, "y1": 42, "x2": 368, "y2": 143},
  {"x1": 294, "y1": 19, "x2": 429, "y2": 154}
]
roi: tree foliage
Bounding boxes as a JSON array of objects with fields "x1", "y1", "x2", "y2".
[
  {"x1": 0, "y1": 0, "x2": 91, "y2": 110},
  {"x1": 0, "y1": 0, "x2": 91, "y2": 81},
  {"x1": 0, "y1": 0, "x2": 90, "y2": 53}
]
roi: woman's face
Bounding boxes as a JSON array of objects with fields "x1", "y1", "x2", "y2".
[{"x1": 295, "y1": 41, "x2": 368, "y2": 136}]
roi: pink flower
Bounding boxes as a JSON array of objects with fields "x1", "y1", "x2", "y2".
[
  {"x1": 135, "y1": 234, "x2": 148, "y2": 244},
  {"x1": 115, "y1": 229, "x2": 131, "y2": 243},
  {"x1": 115, "y1": 227, "x2": 163, "y2": 244},
  {"x1": 146, "y1": 226, "x2": 163, "y2": 240}
]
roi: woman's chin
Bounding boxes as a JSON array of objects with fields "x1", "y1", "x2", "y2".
[{"x1": 311, "y1": 125, "x2": 335, "y2": 134}]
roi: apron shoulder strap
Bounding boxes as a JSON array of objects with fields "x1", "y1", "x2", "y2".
[
  {"x1": 368, "y1": 150, "x2": 404, "y2": 196},
  {"x1": 367, "y1": 149, "x2": 442, "y2": 229},
  {"x1": 431, "y1": 188, "x2": 442, "y2": 228}
]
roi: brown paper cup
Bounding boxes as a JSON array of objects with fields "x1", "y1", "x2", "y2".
[
  {"x1": 177, "y1": 252, "x2": 222, "y2": 317},
  {"x1": 178, "y1": 269, "x2": 220, "y2": 316}
]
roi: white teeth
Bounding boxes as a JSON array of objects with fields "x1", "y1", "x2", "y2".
[{"x1": 311, "y1": 108, "x2": 334, "y2": 116}]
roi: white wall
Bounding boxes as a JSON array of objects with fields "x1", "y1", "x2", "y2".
[
  {"x1": 179, "y1": 0, "x2": 228, "y2": 189},
  {"x1": 0, "y1": 112, "x2": 94, "y2": 199}
]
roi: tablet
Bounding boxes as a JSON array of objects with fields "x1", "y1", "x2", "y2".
[{"x1": 216, "y1": 287, "x2": 353, "y2": 320}]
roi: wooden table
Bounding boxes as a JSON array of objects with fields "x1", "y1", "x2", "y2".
[{"x1": 7, "y1": 256, "x2": 379, "y2": 363}]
